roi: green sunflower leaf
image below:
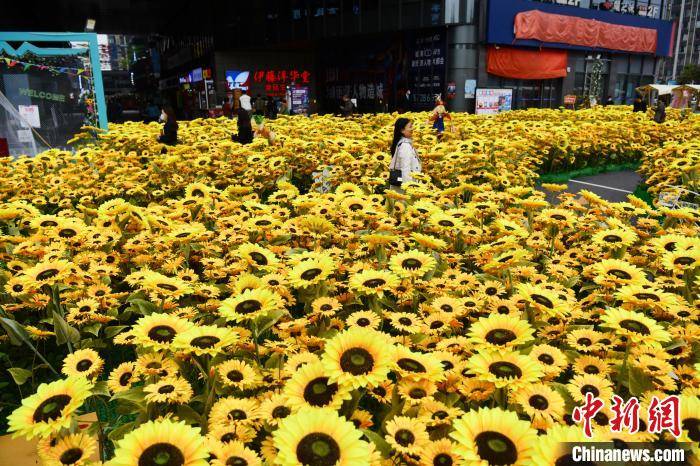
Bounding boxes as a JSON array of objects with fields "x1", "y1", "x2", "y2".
[
  {"x1": 361, "y1": 428, "x2": 392, "y2": 458},
  {"x1": 7, "y1": 367, "x2": 32, "y2": 385}
]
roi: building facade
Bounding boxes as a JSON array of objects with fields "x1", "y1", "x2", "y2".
[{"x1": 149, "y1": 0, "x2": 675, "y2": 113}]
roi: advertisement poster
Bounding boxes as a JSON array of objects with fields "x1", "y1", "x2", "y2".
[
  {"x1": 464, "y1": 79, "x2": 476, "y2": 99},
  {"x1": 446, "y1": 81, "x2": 456, "y2": 99},
  {"x1": 475, "y1": 89, "x2": 513, "y2": 115},
  {"x1": 18, "y1": 105, "x2": 40, "y2": 128},
  {"x1": 225, "y1": 70, "x2": 250, "y2": 91},
  {"x1": 290, "y1": 87, "x2": 310, "y2": 115}
]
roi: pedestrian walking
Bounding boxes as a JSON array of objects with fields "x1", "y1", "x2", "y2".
[
  {"x1": 654, "y1": 98, "x2": 667, "y2": 124},
  {"x1": 239, "y1": 90, "x2": 252, "y2": 113}
]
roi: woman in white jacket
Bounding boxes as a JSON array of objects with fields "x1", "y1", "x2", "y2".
[{"x1": 389, "y1": 118, "x2": 421, "y2": 190}]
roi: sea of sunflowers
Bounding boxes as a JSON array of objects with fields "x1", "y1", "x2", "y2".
[{"x1": 0, "y1": 106, "x2": 698, "y2": 466}]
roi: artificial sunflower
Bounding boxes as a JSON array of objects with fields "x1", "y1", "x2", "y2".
[
  {"x1": 219, "y1": 288, "x2": 284, "y2": 322},
  {"x1": 110, "y1": 418, "x2": 208, "y2": 466},
  {"x1": 466, "y1": 349, "x2": 543, "y2": 390},
  {"x1": 451, "y1": 408, "x2": 538, "y2": 466},
  {"x1": 172, "y1": 325, "x2": 238, "y2": 356},
  {"x1": 322, "y1": 327, "x2": 394, "y2": 389},
  {"x1": 272, "y1": 407, "x2": 371, "y2": 466},
  {"x1": 62, "y1": 349, "x2": 104, "y2": 379},
  {"x1": 467, "y1": 314, "x2": 534, "y2": 349},
  {"x1": 143, "y1": 377, "x2": 193, "y2": 404},
  {"x1": 385, "y1": 415, "x2": 430, "y2": 455},
  {"x1": 600, "y1": 308, "x2": 671, "y2": 345},
  {"x1": 42, "y1": 432, "x2": 96, "y2": 466},
  {"x1": 284, "y1": 360, "x2": 352, "y2": 411},
  {"x1": 131, "y1": 313, "x2": 194, "y2": 350},
  {"x1": 7, "y1": 377, "x2": 92, "y2": 440}
]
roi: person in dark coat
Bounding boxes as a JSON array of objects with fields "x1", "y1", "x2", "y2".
[
  {"x1": 654, "y1": 98, "x2": 667, "y2": 124},
  {"x1": 633, "y1": 97, "x2": 647, "y2": 113},
  {"x1": 157, "y1": 106, "x2": 178, "y2": 145},
  {"x1": 232, "y1": 108, "x2": 254, "y2": 144}
]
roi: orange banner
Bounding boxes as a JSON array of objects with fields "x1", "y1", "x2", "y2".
[
  {"x1": 514, "y1": 10, "x2": 657, "y2": 54},
  {"x1": 487, "y1": 45, "x2": 568, "y2": 80}
]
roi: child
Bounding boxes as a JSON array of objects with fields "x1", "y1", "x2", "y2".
[{"x1": 428, "y1": 95, "x2": 454, "y2": 137}]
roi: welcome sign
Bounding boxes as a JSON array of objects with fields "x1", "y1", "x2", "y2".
[{"x1": 18, "y1": 87, "x2": 65, "y2": 102}]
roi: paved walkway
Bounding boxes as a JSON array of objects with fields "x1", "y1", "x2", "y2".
[{"x1": 540, "y1": 170, "x2": 642, "y2": 203}]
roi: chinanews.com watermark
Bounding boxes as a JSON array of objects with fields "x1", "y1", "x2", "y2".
[
  {"x1": 564, "y1": 443, "x2": 690, "y2": 465},
  {"x1": 565, "y1": 393, "x2": 697, "y2": 465}
]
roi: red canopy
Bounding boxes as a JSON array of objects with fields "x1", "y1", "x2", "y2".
[
  {"x1": 514, "y1": 10, "x2": 657, "y2": 54},
  {"x1": 487, "y1": 45, "x2": 568, "y2": 80}
]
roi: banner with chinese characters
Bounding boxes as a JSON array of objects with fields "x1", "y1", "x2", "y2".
[
  {"x1": 252, "y1": 69, "x2": 311, "y2": 97},
  {"x1": 408, "y1": 29, "x2": 446, "y2": 109}
]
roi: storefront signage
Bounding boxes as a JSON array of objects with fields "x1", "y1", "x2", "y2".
[
  {"x1": 225, "y1": 71, "x2": 250, "y2": 90},
  {"x1": 253, "y1": 69, "x2": 311, "y2": 96},
  {"x1": 475, "y1": 89, "x2": 513, "y2": 115},
  {"x1": 564, "y1": 94, "x2": 577, "y2": 105},
  {"x1": 290, "y1": 87, "x2": 310, "y2": 114},
  {"x1": 190, "y1": 67, "x2": 203, "y2": 83},
  {"x1": 18, "y1": 88, "x2": 65, "y2": 102},
  {"x1": 409, "y1": 30, "x2": 447, "y2": 108}
]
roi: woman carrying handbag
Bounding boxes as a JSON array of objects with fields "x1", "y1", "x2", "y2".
[{"x1": 388, "y1": 118, "x2": 421, "y2": 193}]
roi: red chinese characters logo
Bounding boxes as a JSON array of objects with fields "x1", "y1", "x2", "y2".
[
  {"x1": 610, "y1": 395, "x2": 640, "y2": 434},
  {"x1": 647, "y1": 395, "x2": 681, "y2": 438},
  {"x1": 573, "y1": 394, "x2": 681, "y2": 438},
  {"x1": 572, "y1": 392, "x2": 604, "y2": 438}
]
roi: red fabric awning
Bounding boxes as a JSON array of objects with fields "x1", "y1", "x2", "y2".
[
  {"x1": 514, "y1": 10, "x2": 657, "y2": 54},
  {"x1": 487, "y1": 45, "x2": 568, "y2": 80}
]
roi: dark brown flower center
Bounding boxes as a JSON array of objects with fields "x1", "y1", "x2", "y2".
[
  {"x1": 488, "y1": 361, "x2": 522, "y2": 379},
  {"x1": 158, "y1": 385, "x2": 175, "y2": 394},
  {"x1": 272, "y1": 406, "x2": 291, "y2": 419},
  {"x1": 300, "y1": 268, "x2": 322, "y2": 281},
  {"x1": 76, "y1": 359, "x2": 93, "y2": 372},
  {"x1": 538, "y1": 354, "x2": 554, "y2": 365},
  {"x1": 485, "y1": 329, "x2": 517, "y2": 345},
  {"x1": 397, "y1": 358, "x2": 426, "y2": 373},
  {"x1": 148, "y1": 325, "x2": 176, "y2": 343},
  {"x1": 227, "y1": 370, "x2": 243, "y2": 382},
  {"x1": 33, "y1": 394, "x2": 72, "y2": 423},
  {"x1": 60, "y1": 447, "x2": 84, "y2": 465},
  {"x1": 608, "y1": 269, "x2": 631, "y2": 280},
  {"x1": 619, "y1": 319, "x2": 650, "y2": 335},
  {"x1": 531, "y1": 294, "x2": 553, "y2": 308},
  {"x1": 138, "y1": 442, "x2": 185, "y2": 466},
  {"x1": 401, "y1": 258, "x2": 422, "y2": 270},
  {"x1": 363, "y1": 278, "x2": 386, "y2": 288},
  {"x1": 433, "y1": 453, "x2": 453, "y2": 466},
  {"x1": 119, "y1": 372, "x2": 133, "y2": 386},
  {"x1": 303, "y1": 377, "x2": 339, "y2": 407},
  {"x1": 296, "y1": 433, "x2": 340, "y2": 466},
  {"x1": 339, "y1": 347, "x2": 374, "y2": 375},
  {"x1": 190, "y1": 336, "x2": 220, "y2": 349},
  {"x1": 474, "y1": 431, "x2": 518, "y2": 465},
  {"x1": 581, "y1": 385, "x2": 600, "y2": 397},
  {"x1": 37, "y1": 269, "x2": 60, "y2": 281},
  {"x1": 249, "y1": 252, "x2": 267, "y2": 265},
  {"x1": 529, "y1": 394, "x2": 550, "y2": 410},
  {"x1": 228, "y1": 409, "x2": 247, "y2": 421},
  {"x1": 395, "y1": 429, "x2": 416, "y2": 446},
  {"x1": 235, "y1": 300, "x2": 262, "y2": 314}
]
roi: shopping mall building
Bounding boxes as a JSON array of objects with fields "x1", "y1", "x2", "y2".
[{"x1": 149, "y1": 0, "x2": 675, "y2": 113}]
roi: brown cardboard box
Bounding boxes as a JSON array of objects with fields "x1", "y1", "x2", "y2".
[{"x1": 0, "y1": 412, "x2": 101, "y2": 465}]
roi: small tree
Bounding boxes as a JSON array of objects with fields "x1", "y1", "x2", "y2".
[{"x1": 679, "y1": 64, "x2": 700, "y2": 84}]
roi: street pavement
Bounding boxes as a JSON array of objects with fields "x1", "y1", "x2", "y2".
[{"x1": 539, "y1": 170, "x2": 642, "y2": 203}]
